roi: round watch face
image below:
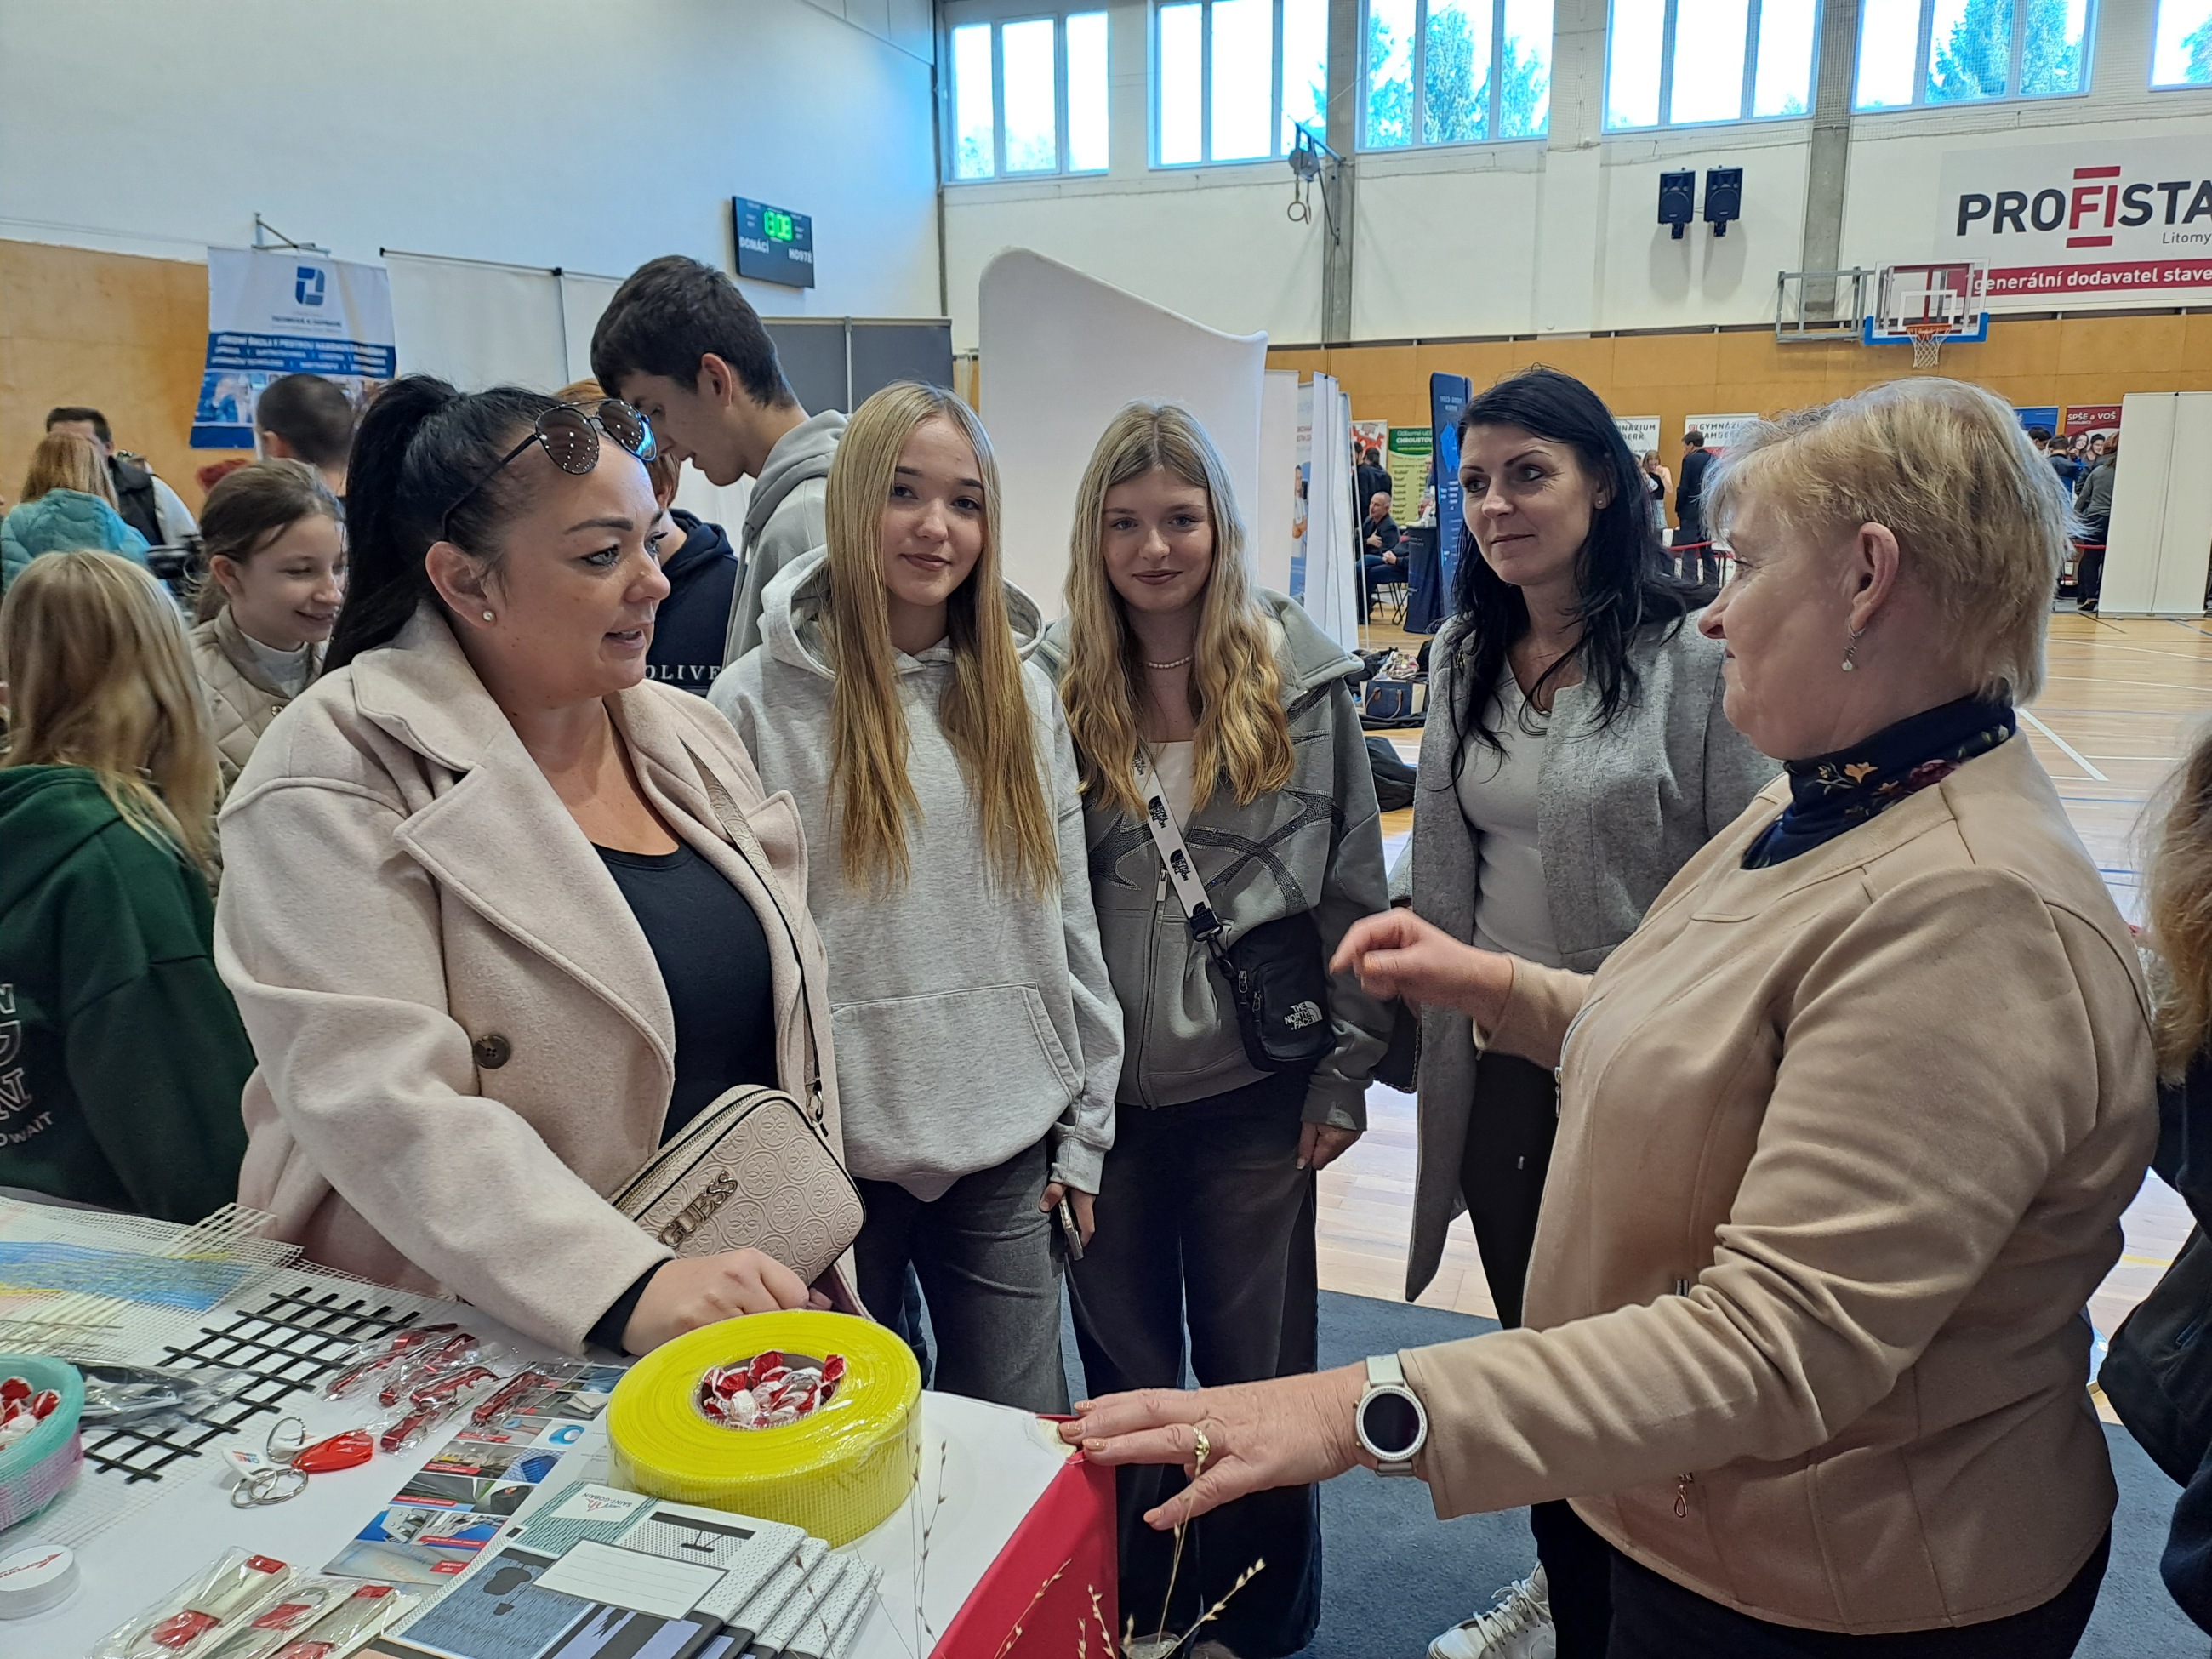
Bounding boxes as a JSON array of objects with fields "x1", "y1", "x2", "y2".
[{"x1": 1361, "y1": 1388, "x2": 1423, "y2": 1458}]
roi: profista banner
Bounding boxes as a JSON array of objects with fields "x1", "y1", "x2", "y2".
[{"x1": 1939, "y1": 136, "x2": 2212, "y2": 304}]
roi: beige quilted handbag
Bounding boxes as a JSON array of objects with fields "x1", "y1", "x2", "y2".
[
  {"x1": 611, "y1": 1084, "x2": 863, "y2": 1277},
  {"x1": 609, "y1": 750, "x2": 863, "y2": 1278}
]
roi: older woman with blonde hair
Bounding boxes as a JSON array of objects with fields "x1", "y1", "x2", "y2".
[
  {"x1": 1065, "y1": 377, "x2": 2156, "y2": 1656},
  {"x1": 1035, "y1": 402, "x2": 1390, "y2": 1656},
  {"x1": 0, "y1": 551, "x2": 253, "y2": 1219},
  {"x1": 710, "y1": 380, "x2": 1120, "y2": 1414}
]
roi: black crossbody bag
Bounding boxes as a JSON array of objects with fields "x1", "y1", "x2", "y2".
[{"x1": 1136, "y1": 754, "x2": 1335, "y2": 1073}]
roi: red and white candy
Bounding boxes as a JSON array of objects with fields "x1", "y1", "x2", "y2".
[
  {"x1": 0, "y1": 1377, "x2": 60, "y2": 1447},
  {"x1": 696, "y1": 1352, "x2": 845, "y2": 1429}
]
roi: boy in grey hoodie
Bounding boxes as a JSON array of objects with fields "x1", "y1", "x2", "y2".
[{"x1": 591, "y1": 255, "x2": 845, "y2": 664}]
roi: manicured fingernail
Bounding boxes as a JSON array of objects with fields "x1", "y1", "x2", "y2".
[
  {"x1": 1295, "y1": 1158, "x2": 1309, "y2": 1171},
  {"x1": 1086, "y1": 1439, "x2": 1105, "y2": 1451}
]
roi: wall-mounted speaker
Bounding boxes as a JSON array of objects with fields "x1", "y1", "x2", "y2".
[
  {"x1": 1704, "y1": 167, "x2": 1742, "y2": 236},
  {"x1": 1658, "y1": 170, "x2": 1695, "y2": 240}
]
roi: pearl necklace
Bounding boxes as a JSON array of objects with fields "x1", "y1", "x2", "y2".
[{"x1": 1143, "y1": 655, "x2": 1194, "y2": 670}]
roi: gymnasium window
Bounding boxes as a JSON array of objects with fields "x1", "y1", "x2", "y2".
[
  {"x1": 1363, "y1": 0, "x2": 1554, "y2": 146},
  {"x1": 2152, "y1": 0, "x2": 2212, "y2": 85},
  {"x1": 947, "y1": 9, "x2": 1110, "y2": 180},
  {"x1": 1603, "y1": 0, "x2": 1817, "y2": 128},
  {"x1": 1852, "y1": 0, "x2": 2093, "y2": 109},
  {"x1": 1155, "y1": 0, "x2": 1330, "y2": 166}
]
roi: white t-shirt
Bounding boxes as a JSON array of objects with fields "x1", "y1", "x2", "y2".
[{"x1": 1454, "y1": 674, "x2": 1565, "y2": 968}]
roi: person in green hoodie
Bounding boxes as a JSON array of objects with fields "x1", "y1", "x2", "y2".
[{"x1": 0, "y1": 550, "x2": 253, "y2": 1221}]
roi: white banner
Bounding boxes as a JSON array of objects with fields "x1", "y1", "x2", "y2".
[
  {"x1": 1938, "y1": 136, "x2": 2212, "y2": 305},
  {"x1": 192, "y1": 249, "x2": 394, "y2": 448},
  {"x1": 1615, "y1": 416, "x2": 1661, "y2": 455}
]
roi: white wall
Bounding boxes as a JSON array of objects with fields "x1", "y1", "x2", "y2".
[
  {"x1": 0, "y1": 0, "x2": 942, "y2": 322},
  {"x1": 941, "y1": 0, "x2": 2212, "y2": 348}
]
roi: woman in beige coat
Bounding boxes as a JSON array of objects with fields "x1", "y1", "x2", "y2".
[
  {"x1": 1063, "y1": 379, "x2": 2156, "y2": 1655},
  {"x1": 217, "y1": 378, "x2": 848, "y2": 1357},
  {"x1": 188, "y1": 459, "x2": 345, "y2": 790}
]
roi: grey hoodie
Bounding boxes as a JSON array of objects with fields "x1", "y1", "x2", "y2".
[
  {"x1": 723, "y1": 410, "x2": 847, "y2": 666},
  {"x1": 710, "y1": 550, "x2": 1122, "y2": 1199},
  {"x1": 1034, "y1": 593, "x2": 1392, "y2": 1129}
]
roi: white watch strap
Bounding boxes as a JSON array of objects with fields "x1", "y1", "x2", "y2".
[{"x1": 1366, "y1": 1353, "x2": 1407, "y2": 1388}]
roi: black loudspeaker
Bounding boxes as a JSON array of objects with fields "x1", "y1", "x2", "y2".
[
  {"x1": 1658, "y1": 170, "x2": 1695, "y2": 240},
  {"x1": 1704, "y1": 167, "x2": 1742, "y2": 235}
]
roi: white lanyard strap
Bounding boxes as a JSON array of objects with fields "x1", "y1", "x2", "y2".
[{"x1": 1135, "y1": 751, "x2": 1224, "y2": 949}]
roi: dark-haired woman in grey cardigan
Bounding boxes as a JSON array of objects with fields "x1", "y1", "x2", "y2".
[{"x1": 1402, "y1": 371, "x2": 1775, "y2": 1659}]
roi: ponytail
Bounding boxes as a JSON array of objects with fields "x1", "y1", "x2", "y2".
[{"x1": 328, "y1": 376, "x2": 557, "y2": 670}]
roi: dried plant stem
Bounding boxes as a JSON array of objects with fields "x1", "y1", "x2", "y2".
[{"x1": 992, "y1": 1557, "x2": 1073, "y2": 1659}]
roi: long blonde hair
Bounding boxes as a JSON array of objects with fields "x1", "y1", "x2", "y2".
[
  {"x1": 22, "y1": 432, "x2": 115, "y2": 506},
  {"x1": 2149, "y1": 725, "x2": 2212, "y2": 1076},
  {"x1": 823, "y1": 382, "x2": 1055, "y2": 897},
  {"x1": 0, "y1": 550, "x2": 222, "y2": 877},
  {"x1": 1058, "y1": 402, "x2": 1291, "y2": 819}
]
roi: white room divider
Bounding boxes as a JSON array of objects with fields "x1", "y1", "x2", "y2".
[
  {"x1": 1254, "y1": 369, "x2": 1301, "y2": 596},
  {"x1": 978, "y1": 249, "x2": 1268, "y2": 620},
  {"x1": 2103, "y1": 392, "x2": 2212, "y2": 619}
]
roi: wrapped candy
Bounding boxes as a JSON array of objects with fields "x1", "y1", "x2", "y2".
[
  {"x1": 0, "y1": 1376, "x2": 63, "y2": 1448},
  {"x1": 694, "y1": 1351, "x2": 845, "y2": 1430}
]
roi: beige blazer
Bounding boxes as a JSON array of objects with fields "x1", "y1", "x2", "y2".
[
  {"x1": 191, "y1": 608, "x2": 324, "y2": 791},
  {"x1": 214, "y1": 607, "x2": 844, "y2": 1354},
  {"x1": 1399, "y1": 735, "x2": 2156, "y2": 1633}
]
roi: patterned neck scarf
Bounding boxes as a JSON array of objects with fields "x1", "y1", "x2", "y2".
[{"x1": 1743, "y1": 696, "x2": 2016, "y2": 869}]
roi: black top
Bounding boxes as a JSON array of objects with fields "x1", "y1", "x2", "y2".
[
  {"x1": 586, "y1": 838, "x2": 780, "y2": 1354},
  {"x1": 1674, "y1": 447, "x2": 1713, "y2": 539},
  {"x1": 1742, "y1": 696, "x2": 2016, "y2": 869},
  {"x1": 596, "y1": 840, "x2": 778, "y2": 1139},
  {"x1": 1363, "y1": 510, "x2": 1401, "y2": 552},
  {"x1": 645, "y1": 510, "x2": 738, "y2": 697}
]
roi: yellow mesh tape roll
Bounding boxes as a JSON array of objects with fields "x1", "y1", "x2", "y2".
[{"x1": 606, "y1": 1311, "x2": 920, "y2": 1547}]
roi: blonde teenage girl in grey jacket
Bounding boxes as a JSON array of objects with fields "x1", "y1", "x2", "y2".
[
  {"x1": 711, "y1": 382, "x2": 1120, "y2": 1417},
  {"x1": 1035, "y1": 402, "x2": 1390, "y2": 1659},
  {"x1": 188, "y1": 460, "x2": 345, "y2": 791}
]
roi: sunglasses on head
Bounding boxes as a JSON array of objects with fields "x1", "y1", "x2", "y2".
[{"x1": 439, "y1": 398, "x2": 657, "y2": 543}]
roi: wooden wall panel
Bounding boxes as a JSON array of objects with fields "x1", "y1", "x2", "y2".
[
  {"x1": 0, "y1": 240, "x2": 247, "y2": 516},
  {"x1": 1272, "y1": 316, "x2": 2212, "y2": 455}
]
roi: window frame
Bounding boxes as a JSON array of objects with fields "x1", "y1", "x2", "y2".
[
  {"x1": 1601, "y1": 0, "x2": 1819, "y2": 132},
  {"x1": 944, "y1": 6, "x2": 1111, "y2": 184},
  {"x1": 1151, "y1": 0, "x2": 1320, "y2": 169},
  {"x1": 1850, "y1": 0, "x2": 2097, "y2": 112},
  {"x1": 2148, "y1": 0, "x2": 2212, "y2": 88},
  {"x1": 1358, "y1": 0, "x2": 1554, "y2": 151}
]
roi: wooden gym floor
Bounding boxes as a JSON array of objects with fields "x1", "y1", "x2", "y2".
[{"x1": 1326, "y1": 611, "x2": 2212, "y2": 1362}]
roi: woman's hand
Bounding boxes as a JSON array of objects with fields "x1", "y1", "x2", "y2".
[
  {"x1": 1332, "y1": 909, "x2": 1514, "y2": 1028},
  {"x1": 622, "y1": 1249, "x2": 820, "y2": 1354},
  {"x1": 1040, "y1": 1181, "x2": 1097, "y2": 1246},
  {"x1": 1062, "y1": 1367, "x2": 1370, "y2": 1528},
  {"x1": 1297, "y1": 1123, "x2": 1360, "y2": 1171}
]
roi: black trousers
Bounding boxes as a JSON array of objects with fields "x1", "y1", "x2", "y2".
[
  {"x1": 1608, "y1": 1519, "x2": 2108, "y2": 1656},
  {"x1": 1069, "y1": 1069, "x2": 1322, "y2": 1659},
  {"x1": 1461, "y1": 1052, "x2": 1619, "y2": 1652}
]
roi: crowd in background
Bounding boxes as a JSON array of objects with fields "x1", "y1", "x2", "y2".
[{"x1": 0, "y1": 259, "x2": 2206, "y2": 1659}]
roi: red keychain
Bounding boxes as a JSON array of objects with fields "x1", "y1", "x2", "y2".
[{"x1": 291, "y1": 1429, "x2": 374, "y2": 1475}]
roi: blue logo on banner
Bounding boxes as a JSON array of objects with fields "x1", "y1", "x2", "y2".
[{"x1": 295, "y1": 266, "x2": 326, "y2": 307}]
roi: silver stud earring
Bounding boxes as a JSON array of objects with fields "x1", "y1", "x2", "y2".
[
  {"x1": 1841, "y1": 626, "x2": 1865, "y2": 671},
  {"x1": 481, "y1": 610, "x2": 495, "y2": 623}
]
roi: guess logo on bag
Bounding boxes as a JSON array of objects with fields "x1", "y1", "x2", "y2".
[{"x1": 657, "y1": 1172, "x2": 740, "y2": 1249}]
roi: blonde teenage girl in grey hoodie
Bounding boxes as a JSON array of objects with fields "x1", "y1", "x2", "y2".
[{"x1": 712, "y1": 381, "x2": 1121, "y2": 1414}]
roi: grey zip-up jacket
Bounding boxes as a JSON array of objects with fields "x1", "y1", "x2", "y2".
[
  {"x1": 723, "y1": 410, "x2": 846, "y2": 665},
  {"x1": 711, "y1": 550, "x2": 1122, "y2": 1199},
  {"x1": 1035, "y1": 593, "x2": 1392, "y2": 1131}
]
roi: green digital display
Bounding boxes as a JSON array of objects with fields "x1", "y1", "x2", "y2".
[
  {"x1": 733, "y1": 197, "x2": 814, "y2": 288},
  {"x1": 763, "y1": 208, "x2": 795, "y2": 242}
]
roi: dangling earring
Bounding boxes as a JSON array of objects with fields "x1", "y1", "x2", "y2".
[
  {"x1": 481, "y1": 610, "x2": 495, "y2": 623},
  {"x1": 1841, "y1": 625, "x2": 1866, "y2": 671}
]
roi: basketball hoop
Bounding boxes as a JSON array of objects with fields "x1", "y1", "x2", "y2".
[{"x1": 1902, "y1": 319, "x2": 1954, "y2": 369}]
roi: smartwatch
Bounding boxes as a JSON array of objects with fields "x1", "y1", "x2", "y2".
[{"x1": 1356, "y1": 1354, "x2": 1428, "y2": 1476}]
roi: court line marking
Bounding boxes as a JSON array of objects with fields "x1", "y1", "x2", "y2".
[{"x1": 2020, "y1": 710, "x2": 2108, "y2": 781}]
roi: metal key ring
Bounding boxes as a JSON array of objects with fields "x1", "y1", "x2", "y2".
[
  {"x1": 265, "y1": 1415, "x2": 308, "y2": 1461},
  {"x1": 231, "y1": 1464, "x2": 309, "y2": 1508}
]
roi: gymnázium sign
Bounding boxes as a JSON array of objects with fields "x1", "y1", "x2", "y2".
[{"x1": 1939, "y1": 136, "x2": 2212, "y2": 304}]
